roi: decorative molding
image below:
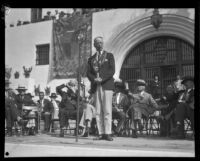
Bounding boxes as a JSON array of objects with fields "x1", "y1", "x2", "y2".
[{"x1": 105, "y1": 14, "x2": 194, "y2": 79}]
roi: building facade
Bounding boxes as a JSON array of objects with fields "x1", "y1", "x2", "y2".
[
  {"x1": 5, "y1": 8, "x2": 194, "y2": 95},
  {"x1": 92, "y1": 8, "x2": 194, "y2": 93}
]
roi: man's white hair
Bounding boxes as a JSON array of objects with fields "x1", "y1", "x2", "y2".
[{"x1": 94, "y1": 36, "x2": 103, "y2": 42}]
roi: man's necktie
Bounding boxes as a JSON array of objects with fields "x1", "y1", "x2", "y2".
[{"x1": 97, "y1": 51, "x2": 101, "y2": 63}]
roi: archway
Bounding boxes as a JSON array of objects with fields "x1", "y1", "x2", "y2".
[
  {"x1": 105, "y1": 14, "x2": 194, "y2": 80},
  {"x1": 119, "y1": 36, "x2": 194, "y2": 93}
]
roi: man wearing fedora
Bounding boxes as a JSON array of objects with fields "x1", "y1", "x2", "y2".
[
  {"x1": 87, "y1": 36, "x2": 115, "y2": 141},
  {"x1": 5, "y1": 80, "x2": 27, "y2": 136},
  {"x1": 15, "y1": 86, "x2": 28, "y2": 114},
  {"x1": 171, "y1": 76, "x2": 194, "y2": 139},
  {"x1": 128, "y1": 79, "x2": 159, "y2": 138}
]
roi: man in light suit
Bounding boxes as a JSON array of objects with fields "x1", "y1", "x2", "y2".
[
  {"x1": 87, "y1": 36, "x2": 115, "y2": 141},
  {"x1": 36, "y1": 91, "x2": 51, "y2": 133},
  {"x1": 128, "y1": 79, "x2": 160, "y2": 138}
]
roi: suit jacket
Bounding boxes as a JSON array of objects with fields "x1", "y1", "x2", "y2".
[
  {"x1": 5, "y1": 96, "x2": 19, "y2": 116},
  {"x1": 37, "y1": 98, "x2": 51, "y2": 112},
  {"x1": 56, "y1": 84, "x2": 76, "y2": 111},
  {"x1": 87, "y1": 50, "x2": 115, "y2": 93},
  {"x1": 15, "y1": 94, "x2": 25, "y2": 112},
  {"x1": 130, "y1": 91, "x2": 159, "y2": 117}
]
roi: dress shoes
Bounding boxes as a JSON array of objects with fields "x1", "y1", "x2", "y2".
[
  {"x1": 59, "y1": 129, "x2": 64, "y2": 137},
  {"x1": 132, "y1": 130, "x2": 138, "y2": 138},
  {"x1": 93, "y1": 134, "x2": 105, "y2": 140},
  {"x1": 170, "y1": 125, "x2": 185, "y2": 139},
  {"x1": 139, "y1": 125, "x2": 144, "y2": 132},
  {"x1": 59, "y1": 133, "x2": 64, "y2": 137},
  {"x1": 82, "y1": 131, "x2": 89, "y2": 137},
  {"x1": 104, "y1": 134, "x2": 113, "y2": 141}
]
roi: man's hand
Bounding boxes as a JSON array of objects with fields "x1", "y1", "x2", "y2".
[{"x1": 94, "y1": 77, "x2": 102, "y2": 83}]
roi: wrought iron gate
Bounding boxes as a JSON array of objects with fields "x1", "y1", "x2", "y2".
[{"x1": 120, "y1": 36, "x2": 194, "y2": 94}]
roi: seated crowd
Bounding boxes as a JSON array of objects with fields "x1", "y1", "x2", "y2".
[{"x1": 5, "y1": 76, "x2": 194, "y2": 140}]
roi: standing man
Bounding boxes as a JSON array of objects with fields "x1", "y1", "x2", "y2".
[
  {"x1": 36, "y1": 91, "x2": 50, "y2": 133},
  {"x1": 15, "y1": 86, "x2": 27, "y2": 115},
  {"x1": 87, "y1": 36, "x2": 115, "y2": 141},
  {"x1": 5, "y1": 80, "x2": 27, "y2": 136}
]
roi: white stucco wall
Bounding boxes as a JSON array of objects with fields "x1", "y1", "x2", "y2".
[
  {"x1": 5, "y1": 20, "x2": 53, "y2": 93},
  {"x1": 92, "y1": 8, "x2": 194, "y2": 79}
]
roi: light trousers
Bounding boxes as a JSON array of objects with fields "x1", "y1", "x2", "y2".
[{"x1": 95, "y1": 85, "x2": 113, "y2": 135}]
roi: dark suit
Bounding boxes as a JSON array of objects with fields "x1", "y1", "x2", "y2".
[
  {"x1": 15, "y1": 94, "x2": 25, "y2": 116},
  {"x1": 159, "y1": 92, "x2": 179, "y2": 136},
  {"x1": 5, "y1": 97, "x2": 19, "y2": 128},
  {"x1": 175, "y1": 88, "x2": 194, "y2": 132},
  {"x1": 56, "y1": 84, "x2": 83, "y2": 128},
  {"x1": 87, "y1": 51, "x2": 115, "y2": 94},
  {"x1": 87, "y1": 50, "x2": 115, "y2": 135}
]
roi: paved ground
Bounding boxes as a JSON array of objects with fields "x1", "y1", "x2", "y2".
[{"x1": 4, "y1": 133, "x2": 195, "y2": 157}]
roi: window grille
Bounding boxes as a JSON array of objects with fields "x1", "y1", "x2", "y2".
[{"x1": 36, "y1": 44, "x2": 50, "y2": 65}]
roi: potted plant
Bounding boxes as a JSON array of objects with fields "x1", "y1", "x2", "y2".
[
  {"x1": 14, "y1": 71, "x2": 20, "y2": 79},
  {"x1": 23, "y1": 66, "x2": 32, "y2": 78}
]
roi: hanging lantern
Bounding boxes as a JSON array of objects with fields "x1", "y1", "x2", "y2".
[{"x1": 151, "y1": 8, "x2": 163, "y2": 30}]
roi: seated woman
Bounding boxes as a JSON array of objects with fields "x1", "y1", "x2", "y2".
[{"x1": 158, "y1": 85, "x2": 179, "y2": 137}]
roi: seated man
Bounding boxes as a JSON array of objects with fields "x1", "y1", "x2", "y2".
[
  {"x1": 158, "y1": 85, "x2": 179, "y2": 137},
  {"x1": 56, "y1": 82, "x2": 83, "y2": 137},
  {"x1": 128, "y1": 79, "x2": 160, "y2": 138},
  {"x1": 112, "y1": 81, "x2": 130, "y2": 136},
  {"x1": 23, "y1": 93, "x2": 37, "y2": 135},
  {"x1": 171, "y1": 76, "x2": 194, "y2": 139}
]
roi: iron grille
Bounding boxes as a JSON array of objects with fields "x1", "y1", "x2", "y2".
[{"x1": 120, "y1": 36, "x2": 194, "y2": 94}]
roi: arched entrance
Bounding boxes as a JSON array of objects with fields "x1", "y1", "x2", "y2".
[{"x1": 119, "y1": 36, "x2": 194, "y2": 94}]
